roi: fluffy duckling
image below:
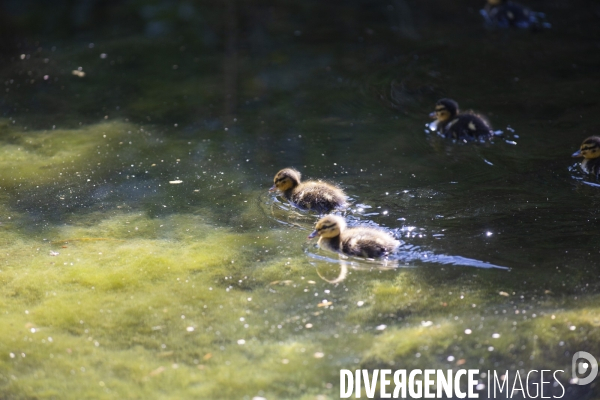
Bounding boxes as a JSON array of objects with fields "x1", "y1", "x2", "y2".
[
  {"x1": 308, "y1": 215, "x2": 399, "y2": 259},
  {"x1": 429, "y1": 98, "x2": 493, "y2": 141},
  {"x1": 572, "y1": 137, "x2": 600, "y2": 178},
  {"x1": 481, "y1": 0, "x2": 549, "y2": 30},
  {"x1": 270, "y1": 168, "x2": 347, "y2": 213}
]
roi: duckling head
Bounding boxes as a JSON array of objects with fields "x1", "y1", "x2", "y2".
[
  {"x1": 572, "y1": 137, "x2": 600, "y2": 159},
  {"x1": 270, "y1": 168, "x2": 301, "y2": 192},
  {"x1": 429, "y1": 98, "x2": 458, "y2": 123},
  {"x1": 308, "y1": 215, "x2": 346, "y2": 239}
]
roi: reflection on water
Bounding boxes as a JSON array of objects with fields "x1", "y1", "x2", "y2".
[
  {"x1": 260, "y1": 191, "x2": 319, "y2": 229},
  {"x1": 1, "y1": 0, "x2": 600, "y2": 398}
]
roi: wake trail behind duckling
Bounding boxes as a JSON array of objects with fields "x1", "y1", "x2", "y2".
[
  {"x1": 393, "y1": 248, "x2": 508, "y2": 270},
  {"x1": 305, "y1": 241, "x2": 509, "y2": 271}
]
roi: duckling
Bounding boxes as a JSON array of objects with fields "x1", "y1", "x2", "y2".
[
  {"x1": 572, "y1": 136, "x2": 600, "y2": 178},
  {"x1": 429, "y1": 98, "x2": 493, "y2": 141},
  {"x1": 308, "y1": 215, "x2": 399, "y2": 259},
  {"x1": 481, "y1": 0, "x2": 550, "y2": 30},
  {"x1": 270, "y1": 168, "x2": 347, "y2": 213}
]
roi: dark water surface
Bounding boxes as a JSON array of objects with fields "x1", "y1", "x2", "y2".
[{"x1": 0, "y1": 1, "x2": 599, "y2": 399}]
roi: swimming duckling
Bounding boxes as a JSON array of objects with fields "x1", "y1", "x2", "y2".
[
  {"x1": 572, "y1": 136, "x2": 600, "y2": 178},
  {"x1": 481, "y1": 0, "x2": 550, "y2": 30},
  {"x1": 270, "y1": 168, "x2": 347, "y2": 213},
  {"x1": 308, "y1": 215, "x2": 399, "y2": 259},
  {"x1": 429, "y1": 98, "x2": 493, "y2": 141}
]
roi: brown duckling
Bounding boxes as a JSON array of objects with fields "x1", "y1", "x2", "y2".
[
  {"x1": 308, "y1": 215, "x2": 399, "y2": 259},
  {"x1": 429, "y1": 98, "x2": 493, "y2": 141},
  {"x1": 572, "y1": 136, "x2": 600, "y2": 178},
  {"x1": 270, "y1": 168, "x2": 347, "y2": 213}
]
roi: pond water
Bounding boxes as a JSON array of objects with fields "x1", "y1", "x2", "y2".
[{"x1": 0, "y1": 1, "x2": 599, "y2": 399}]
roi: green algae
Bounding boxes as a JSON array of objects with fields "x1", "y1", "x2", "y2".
[
  {"x1": 0, "y1": 210, "x2": 317, "y2": 399},
  {"x1": 0, "y1": 152, "x2": 350, "y2": 399},
  {"x1": 0, "y1": 121, "x2": 130, "y2": 189},
  {"x1": 1, "y1": 2, "x2": 600, "y2": 398},
  {"x1": 361, "y1": 304, "x2": 600, "y2": 378},
  {"x1": 0, "y1": 148, "x2": 598, "y2": 398},
  {"x1": 0, "y1": 184, "x2": 598, "y2": 399}
]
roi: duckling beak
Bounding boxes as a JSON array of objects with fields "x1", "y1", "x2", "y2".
[
  {"x1": 429, "y1": 111, "x2": 437, "y2": 119},
  {"x1": 268, "y1": 185, "x2": 277, "y2": 192},
  {"x1": 572, "y1": 150, "x2": 583, "y2": 158},
  {"x1": 308, "y1": 230, "x2": 319, "y2": 239}
]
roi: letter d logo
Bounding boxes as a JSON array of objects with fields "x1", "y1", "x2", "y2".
[{"x1": 572, "y1": 351, "x2": 598, "y2": 385}]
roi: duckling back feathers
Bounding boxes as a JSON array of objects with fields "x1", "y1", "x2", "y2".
[
  {"x1": 290, "y1": 181, "x2": 347, "y2": 213},
  {"x1": 431, "y1": 98, "x2": 493, "y2": 141},
  {"x1": 271, "y1": 168, "x2": 347, "y2": 213},
  {"x1": 339, "y1": 227, "x2": 400, "y2": 258},
  {"x1": 447, "y1": 113, "x2": 493, "y2": 141}
]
